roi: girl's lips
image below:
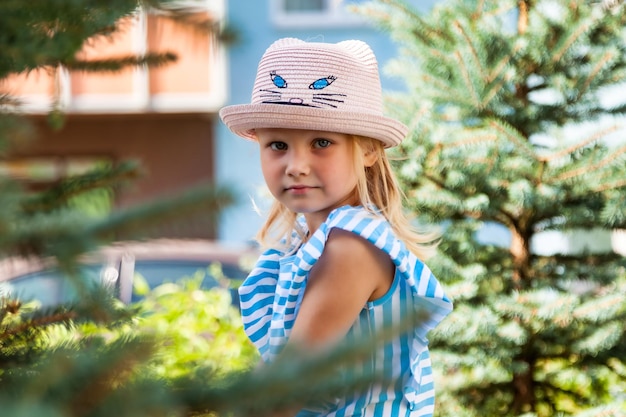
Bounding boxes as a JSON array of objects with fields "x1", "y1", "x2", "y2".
[{"x1": 285, "y1": 185, "x2": 316, "y2": 194}]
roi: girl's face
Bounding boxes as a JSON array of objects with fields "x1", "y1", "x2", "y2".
[{"x1": 256, "y1": 128, "x2": 375, "y2": 232}]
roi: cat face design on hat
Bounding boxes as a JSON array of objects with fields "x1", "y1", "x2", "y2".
[
  {"x1": 219, "y1": 38, "x2": 409, "y2": 148},
  {"x1": 259, "y1": 70, "x2": 347, "y2": 108}
]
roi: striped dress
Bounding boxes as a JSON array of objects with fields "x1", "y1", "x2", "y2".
[{"x1": 238, "y1": 205, "x2": 453, "y2": 416}]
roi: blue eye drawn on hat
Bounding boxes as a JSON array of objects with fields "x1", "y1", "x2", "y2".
[
  {"x1": 270, "y1": 71, "x2": 287, "y2": 88},
  {"x1": 309, "y1": 76, "x2": 336, "y2": 90}
]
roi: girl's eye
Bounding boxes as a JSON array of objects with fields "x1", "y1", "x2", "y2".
[
  {"x1": 313, "y1": 139, "x2": 331, "y2": 148},
  {"x1": 269, "y1": 142, "x2": 287, "y2": 151}
]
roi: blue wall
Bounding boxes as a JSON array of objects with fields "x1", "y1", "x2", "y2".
[{"x1": 216, "y1": 0, "x2": 435, "y2": 243}]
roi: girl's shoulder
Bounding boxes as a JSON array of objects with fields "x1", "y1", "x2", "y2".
[
  {"x1": 318, "y1": 205, "x2": 396, "y2": 250},
  {"x1": 323, "y1": 205, "x2": 389, "y2": 233},
  {"x1": 280, "y1": 205, "x2": 391, "y2": 258}
]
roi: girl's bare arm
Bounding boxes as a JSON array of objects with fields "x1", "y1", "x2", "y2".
[{"x1": 287, "y1": 228, "x2": 395, "y2": 352}]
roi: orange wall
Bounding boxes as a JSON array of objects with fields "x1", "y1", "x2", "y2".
[{"x1": 1, "y1": 13, "x2": 219, "y2": 112}]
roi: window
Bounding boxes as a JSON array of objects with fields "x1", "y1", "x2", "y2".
[
  {"x1": 284, "y1": 0, "x2": 325, "y2": 12},
  {"x1": 270, "y1": 0, "x2": 368, "y2": 28}
]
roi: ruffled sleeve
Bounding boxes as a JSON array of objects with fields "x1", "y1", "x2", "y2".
[{"x1": 238, "y1": 247, "x2": 282, "y2": 361}]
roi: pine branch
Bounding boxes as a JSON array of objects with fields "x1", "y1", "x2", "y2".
[
  {"x1": 0, "y1": 94, "x2": 21, "y2": 108},
  {"x1": 551, "y1": 20, "x2": 592, "y2": 65},
  {"x1": 488, "y1": 119, "x2": 538, "y2": 159},
  {"x1": 554, "y1": 143, "x2": 626, "y2": 181},
  {"x1": 452, "y1": 19, "x2": 485, "y2": 81},
  {"x1": 576, "y1": 50, "x2": 618, "y2": 100},
  {"x1": 21, "y1": 160, "x2": 143, "y2": 214},
  {"x1": 0, "y1": 0, "x2": 141, "y2": 77},
  {"x1": 538, "y1": 124, "x2": 622, "y2": 163},
  {"x1": 87, "y1": 183, "x2": 234, "y2": 244},
  {"x1": 421, "y1": 73, "x2": 473, "y2": 107},
  {"x1": 592, "y1": 177, "x2": 626, "y2": 193},
  {"x1": 67, "y1": 337, "x2": 158, "y2": 416},
  {"x1": 453, "y1": 49, "x2": 483, "y2": 109},
  {"x1": 1, "y1": 183, "x2": 234, "y2": 261},
  {"x1": 63, "y1": 52, "x2": 177, "y2": 73},
  {"x1": 604, "y1": 101, "x2": 626, "y2": 116},
  {"x1": 0, "y1": 309, "x2": 77, "y2": 341},
  {"x1": 573, "y1": 295, "x2": 625, "y2": 323},
  {"x1": 443, "y1": 132, "x2": 499, "y2": 149},
  {"x1": 484, "y1": 2, "x2": 517, "y2": 20},
  {"x1": 481, "y1": 73, "x2": 510, "y2": 109},
  {"x1": 149, "y1": 6, "x2": 221, "y2": 36},
  {"x1": 377, "y1": 0, "x2": 455, "y2": 45}
]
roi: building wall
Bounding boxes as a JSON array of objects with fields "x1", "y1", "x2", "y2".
[
  {"x1": 2, "y1": 3, "x2": 226, "y2": 239},
  {"x1": 1, "y1": 11, "x2": 225, "y2": 114},
  {"x1": 15, "y1": 113, "x2": 217, "y2": 238}
]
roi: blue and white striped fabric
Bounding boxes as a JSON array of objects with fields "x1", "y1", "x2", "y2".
[{"x1": 239, "y1": 205, "x2": 453, "y2": 416}]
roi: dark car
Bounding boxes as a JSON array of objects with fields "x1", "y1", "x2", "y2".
[{"x1": 0, "y1": 239, "x2": 258, "y2": 307}]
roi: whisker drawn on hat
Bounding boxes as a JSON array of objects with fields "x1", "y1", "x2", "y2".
[
  {"x1": 312, "y1": 94, "x2": 347, "y2": 108},
  {"x1": 259, "y1": 90, "x2": 282, "y2": 99}
]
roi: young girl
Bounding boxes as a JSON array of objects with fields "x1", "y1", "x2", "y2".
[{"x1": 220, "y1": 38, "x2": 453, "y2": 417}]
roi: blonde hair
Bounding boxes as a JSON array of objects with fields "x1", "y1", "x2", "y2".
[{"x1": 256, "y1": 135, "x2": 440, "y2": 260}]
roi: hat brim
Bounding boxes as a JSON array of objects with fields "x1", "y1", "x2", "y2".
[{"x1": 219, "y1": 104, "x2": 408, "y2": 148}]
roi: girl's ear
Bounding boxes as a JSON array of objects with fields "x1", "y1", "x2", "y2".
[{"x1": 362, "y1": 146, "x2": 379, "y2": 168}]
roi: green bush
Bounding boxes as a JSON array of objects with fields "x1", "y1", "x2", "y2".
[
  {"x1": 41, "y1": 265, "x2": 259, "y2": 383},
  {"x1": 131, "y1": 267, "x2": 259, "y2": 379}
]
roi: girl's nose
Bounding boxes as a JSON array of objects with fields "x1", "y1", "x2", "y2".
[{"x1": 285, "y1": 149, "x2": 310, "y2": 177}]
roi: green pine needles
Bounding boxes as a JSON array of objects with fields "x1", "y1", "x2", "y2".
[{"x1": 357, "y1": 0, "x2": 626, "y2": 416}]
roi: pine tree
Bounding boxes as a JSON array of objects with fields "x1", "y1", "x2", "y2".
[
  {"x1": 358, "y1": 0, "x2": 626, "y2": 416},
  {"x1": 0, "y1": 1, "x2": 233, "y2": 415},
  {"x1": 0, "y1": 1, "x2": 234, "y2": 300}
]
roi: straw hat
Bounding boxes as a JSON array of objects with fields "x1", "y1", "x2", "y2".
[{"x1": 219, "y1": 38, "x2": 408, "y2": 148}]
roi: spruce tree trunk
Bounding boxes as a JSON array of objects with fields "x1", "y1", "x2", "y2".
[
  {"x1": 510, "y1": 225, "x2": 534, "y2": 413},
  {"x1": 517, "y1": 0, "x2": 529, "y2": 35},
  {"x1": 510, "y1": 226, "x2": 531, "y2": 287},
  {"x1": 512, "y1": 358, "x2": 535, "y2": 414}
]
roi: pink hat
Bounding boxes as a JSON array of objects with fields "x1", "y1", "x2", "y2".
[{"x1": 219, "y1": 38, "x2": 408, "y2": 148}]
